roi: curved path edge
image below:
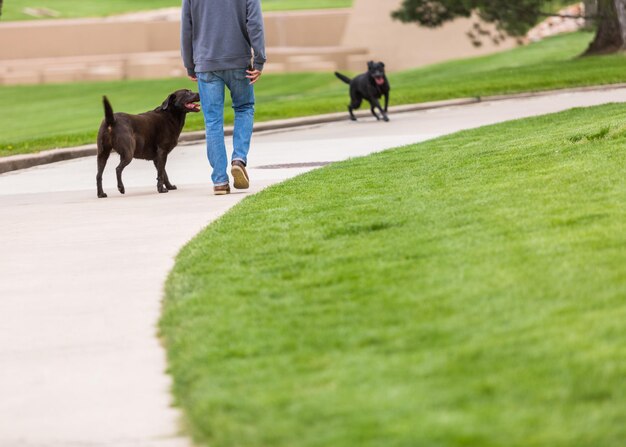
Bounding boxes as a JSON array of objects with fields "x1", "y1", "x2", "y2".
[
  {"x1": 3, "y1": 82, "x2": 626, "y2": 175},
  {"x1": 3, "y1": 87, "x2": 626, "y2": 447}
]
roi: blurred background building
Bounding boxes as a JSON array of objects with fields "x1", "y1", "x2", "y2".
[{"x1": 1, "y1": 0, "x2": 578, "y2": 86}]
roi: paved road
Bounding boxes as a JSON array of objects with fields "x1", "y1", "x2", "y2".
[{"x1": 2, "y1": 88, "x2": 626, "y2": 447}]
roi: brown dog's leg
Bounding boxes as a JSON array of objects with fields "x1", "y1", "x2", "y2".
[
  {"x1": 154, "y1": 160, "x2": 177, "y2": 191},
  {"x1": 164, "y1": 173, "x2": 177, "y2": 190},
  {"x1": 96, "y1": 146, "x2": 112, "y2": 198},
  {"x1": 154, "y1": 151, "x2": 169, "y2": 194},
  {"x1": 115, "y1": 152, "x2": 132, "y2": 194}
]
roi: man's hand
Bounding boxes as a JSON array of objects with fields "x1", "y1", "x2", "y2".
[
  {"x1": 246, "y1": 69, "x2": 262, "y2": 85},
  {"x1": 188, "y1": 75, "x2": 197, "y2": 82}
]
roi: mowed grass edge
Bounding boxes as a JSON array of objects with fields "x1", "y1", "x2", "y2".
[
  {"x1": 160, "y1": 103, "x2": 626, "y2": 447},
  {"x1": 4, "y1": 32, "x2": 626, "y2": 157}
]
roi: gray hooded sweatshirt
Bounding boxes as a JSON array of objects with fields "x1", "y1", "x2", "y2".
[{"x1": 181, "y1": 0, "x2": 266, "y2": 76}]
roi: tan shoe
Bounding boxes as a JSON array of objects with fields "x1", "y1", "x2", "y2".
[
  {"x1": 231, "y1": 160, "x2": 250, "y2": 190},
  {"x1": 213, "y1": 184, "x2": 231, "y2": 195}
]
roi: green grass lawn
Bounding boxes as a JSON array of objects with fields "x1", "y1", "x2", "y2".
[
  {"x1": 161, "y1": 103, "x2": 626, "y2": 447},
  {"x1": 0, "y1": 0, "x2": 352, "y2": 21},
  {"x1": 3, "y1": 31, "x2": 626, "y2": 157}
]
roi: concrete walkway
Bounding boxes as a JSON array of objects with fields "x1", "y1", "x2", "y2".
[{"x1": 2, "y1": 88, "x2": 626, "y2": 446}]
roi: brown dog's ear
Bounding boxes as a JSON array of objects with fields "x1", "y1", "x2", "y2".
[{"x1": 159, "y1": 93, "x2": 176, "y2": 111}]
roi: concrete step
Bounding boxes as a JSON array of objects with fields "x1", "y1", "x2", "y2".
[
  {"x1": 0, "y1": 46, "x2": 370, "y2": 85},
  {"x1": 346, "y1": 54, "x2": 373, "y2": 72},
  {"x1": 268, "y1": 46, "x2": 368, "y2": 66},
  {"x1": 286, "y1": 59, "x2": 337, "y2": 73},
  {"x1": 0, "y1": 51, "x2": 183, "y2": 85}
]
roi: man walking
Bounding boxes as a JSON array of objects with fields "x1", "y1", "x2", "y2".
[{"x1": 181, "y1": 0, "x2": 266, "y2": 195}]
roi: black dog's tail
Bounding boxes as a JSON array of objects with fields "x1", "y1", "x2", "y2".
[
  {"x1": 102, "y1": 96, "x2": 115, "y2": 127},
  {"x1": 334, "y1": 72, "x2": 352, "y2": 85}
]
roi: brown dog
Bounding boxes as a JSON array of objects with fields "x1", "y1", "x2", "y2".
[{"x1": 96, "y1": 89, "x2": 201, "y2": 198}]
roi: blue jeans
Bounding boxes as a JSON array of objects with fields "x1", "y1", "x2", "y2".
[{"x1": 197, "y1": 70, "x2": 255, "y2": 186}]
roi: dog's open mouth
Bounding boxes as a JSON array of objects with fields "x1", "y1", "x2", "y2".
[
  {"x1": 374, "y1": 76, "x2": 385, "y2": 86},
  {"x1": 185, "y1": 102, "x2": 201, "y2": 112}
]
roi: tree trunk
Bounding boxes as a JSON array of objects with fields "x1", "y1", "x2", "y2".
[
  {"x1": 584, "y1": 0, "x2": 598, "y2": 30},
  {"x1": 584, "y1": 0, "x2": 626, "y2": 54}
]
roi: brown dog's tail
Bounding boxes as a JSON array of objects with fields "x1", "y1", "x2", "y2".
[
  {"x1": 102, "y1": 96, "x2": 115, "y2": 127},
  {"x1": 334, "y1": 72, "x2": 352, "y2": 85}
]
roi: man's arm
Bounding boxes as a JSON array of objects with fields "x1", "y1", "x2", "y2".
[
  {"x1": 246, "y1": 0, "x2": 266, "y2": 72},
  {"x1": 181, "y1": 0, "x2": 196, "y2": 80}
]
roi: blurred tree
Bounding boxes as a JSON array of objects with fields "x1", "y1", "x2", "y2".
[
  {"x1": 392, "y1": 0, "x2": 626, "y2": 55},
  {"x1": 586, "y1": 0, "x2": 626, "y2": 53},
  {"x1": 584, "y1": 0, "x2": 599, "y2": 29}
]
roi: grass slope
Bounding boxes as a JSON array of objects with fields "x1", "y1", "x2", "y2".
[
  {"x1": 3, "y1": 32, "x2": 626, "y2": 157},
  {"x1": 161, "y1": 103, "x2": 626, "y2": 447},
  {"x1": 1, "y1": 0, "x2": 352, "y2": 21}
]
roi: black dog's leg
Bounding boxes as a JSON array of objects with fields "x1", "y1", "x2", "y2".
[
  {"x1": 348, "y1": 105, "x2": 357, "y2": 121},
  {"x1": 369, "y1": 102, "x2": 381, "y2": 121},
  {"x1": 372, "y1": 98, "x2": 389, "y2": 122},
  {"x1": 154, "y1": 160, "x2": 177, "y2": 190},
  {"x1": 349, "y1": 100, "x2": 360, "y2": 121},
  {"x1": 96, "y1": 146, "x2": 112, "y2": 198},
  {"x1": 155, "y1": 151, "x2": 169, "y2": 194},
  {"x1": 115, "y1": 152, "x2": 132, "y2": 194},
  {"x1": 348, "y1": 91, "x2": 363, "y2": 121},
  {"x1": 384, "y1": 92, "x2": 389, "y2": 113}
]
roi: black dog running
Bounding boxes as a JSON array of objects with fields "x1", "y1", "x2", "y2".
[{"x1": 335, "y1": 61, "x2": 391, "y2": 122}]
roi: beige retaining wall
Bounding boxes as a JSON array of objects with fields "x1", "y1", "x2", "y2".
[
  {"x1": 0, "y1": 2, "x2": 518, "y2": 85},
  {"x1": 0, "y1": 9, "x2": 368, "y2": 85},
  {"x1": 0, "y1": 10, "x2": 350, "y2": 60}
]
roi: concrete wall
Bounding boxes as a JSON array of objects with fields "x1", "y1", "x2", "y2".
[
  {"x1": 0, "y1": 3, "x2": 519, "y2": 85},
  {"x1": 0, "y1": 19, "x2": 179, "y2": 60},
  {"x1": 265, "y1": 10, "x2": 349, "y2": 46},
  {"x1": 0, "y1": 10, "x2": 349, "y2": 60},
  {"x1": 0, "y1": 10, "x2": 365, "y2": 84},
  {"x1": 342, "y1": 0, "x2": 517, "y2": 72}
]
